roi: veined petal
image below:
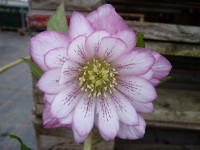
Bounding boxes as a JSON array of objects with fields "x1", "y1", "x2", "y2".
[
  {"x1": 43, "y1": 102, "x2": 61, "y2": 128},
  {"x1": 59, "y1": 59, "x2": 80, "y2": 85},
  {"x1": 67, "y1": 35, "x2": 87, "y2": 64},
  {"x1": 59, "y1": 112, "x2": 73, "y2": 125},
  {"x1": 113, "y1": 29, "x2": 136, "y2": 52},
  {"x1": 139, "y1": 70, "x2": 154, "y2": 80},
  {"x1": 117, "y1": 115, "x2": 146, "y2": 140},
  {"x1": 73, "y1": 94, "x2": 95, "y2": 136},
  {"x1": 37, "y1": 68, "x2": 65, "y2": 94},
  {"x1": 85, "y1": 30, "x2": 110, "y2": 58},
  {"x1": 44, "y1": 47, "x2": 68, "y2": 69},
  {"x1": 44, "y1": 94, "x2": 55, "y2": 104},
  {"x1": 30, "y1": 31, "x2": 70, "y2": 71},
  {"x1": 72, "y1": 127, "x2": 88, "y2": 144},
  {"x1": 113, "y1": 51, "x2": 155, "y2": 76},
  {"x1": 69, "y1": 12, "x2": 94, "y2": 39},
  {"x1": 96, "y1": 96, "x2": 119, "y2": 140},
  {"x1": 98, "y1": 37, "x2": 126, "y2": 62},
  {"x1": 108, "y1": 91, "x2": 138, "y2": 125},
  {"x1": 86, "y1": 4, "x2": 128, "y2": 34},
  {"x1": 117, "y1": 76, "x2": 157, "y2": 103},
  {"x1": 51, "y1": 87, "x2": 82, "y2": 118}
]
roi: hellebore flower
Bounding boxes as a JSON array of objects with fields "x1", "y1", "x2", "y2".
[{"x1": 30, "y1": 4, "x2": 172, "y2": 143}]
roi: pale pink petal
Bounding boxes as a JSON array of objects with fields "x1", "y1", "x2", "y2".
[
  {"x1": 130, "y1": 100, "x2": 154, "y2": 114},
  {"x1": 51, "y1": 87, "x2": 83, "y2": 118},
  {"x1": 37, "y1": 68, "x2": 65, "y2": 94},
  {"x1": 86, "y1": 4, "x2": 128, "y2": 34},
  {"x1": 98, "y1": 37, "x2": 126, "y2": 62},
  {"x1": 72, "y1": 127, "x2": 88, "y2": 144},
  {"x1": 44, "y1": 94, "x2": 55, "y2": 104},
  {"x1": 113, "y1": 51, "x2": 155, "y2": 76},
  {"x1": 73, "y1": 94, "x2": 95, "y2": 136},
  {"x1": 149, "y1": 79, "x2": 161, "y2": 86},
  {"x1": 30, "y1": 31, "x2": 70, "y2": 71},
  {"x1": 117, "y1": 115, "x2": 146, "y2": 140},
  {"x1": 69, "y1": 12, "x2": 94, "y2": 39},
  {"x1": 59, "y1": 59, "x2": 80, "y2": 85},
  {"x1": 85, "y1": 30, "x2": 110, "y2": 58},
  {"x1": 96, "y1": 96, "x2": 119, "y2": 140},
  {"x1": 44, "y1": 47, "x2": 68, "y2": 69},
  {"x1": 67, "y1": 35, "x2": 87, "y2": 64},
  {"x1": 117, "y1": 76, "x2": 157, "y2": 103},
  {"x1": 139, "y1": 70, "x2": 154, "y2": 80},
  {"x1": 43, "y1": 102, "x2": 61, "y2": 128},
  {"x1": 108, "y1": 91, "x2": 138, "y2": 125},
  {"x1": 59, "y1": 112, "x2": 73, "y2": 125},
  {"x1": 113, "y1": 29, "x2": 136, "y2": 52}
]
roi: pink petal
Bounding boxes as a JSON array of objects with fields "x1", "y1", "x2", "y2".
[
  {"x1": 117, "y1": 115, "x2": 146, "y2": 140},
  {"x1": 59, "y1": 112, "x2": 73, "y2": 125},
  {"x1": 67, "y1": 35, "x2": 87, "y2": 64},
  {"x1": 37, "y1": 68, "x2": 65, "y2": 94},
  {"x1": 130, "y1": 100, "x2": 154, "y2": 114},
  {"x1": 51, "y1": 87, "x2": 82, "y2": 118},
  {"x1": 149, "y1": 79, "x2": 161, "y2": 86},
  {"x1": 44, "y1": 94, "x2": 55, "y2": 104},
  {"x1": 30, "y1": 31, "x2": 70, "y2": 71},
  {"x1": 85, "y1": 30, "x2": 110, "y2": 58},
  {"x1": 98, "y1": 37, "x2": 126, "y2": 62},
  {"x1": 139, "y1": 70, "x2": 154, "y2": 80},
  {"x1": 117, "y1": 76, "x2": 157, "y2": 103},
  {"x1": 44, "y1": 47, "x2": 68, "y2": 69},
  {"x1": 43, "y1": 102, "x2": 61, "y2": 128},
  {"x1": 73, "y1": 94, "x2": 95, "y2": 136},
  {"x1": 69, "y1": 12, "x2": 94, "y2": 39},
  {"x1": 72, "y1": 127, "x2": 88, "y2": 144},
  {"x1": 109, "y1": 91, "x2": 138, "y2": 125},
  {"x1": 86, "y1": 4, "x2": 128, "y2": 34},
  {"x1": 59, "y1": 59, "x2": 80, "y2": 85},
  {"x1": 113, "y1": 29, "x2": 136, "y2": 52},
  {"x1": 96, "y1": 96, "x2": 119, "y2": 140},
  {"x1": 113, "y1": 51, "x2": 155, "y2": 76}
]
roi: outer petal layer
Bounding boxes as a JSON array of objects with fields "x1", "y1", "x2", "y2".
[
  {"x1": 30, "y1": 31, "x2": 69, "y2": 71},
  {"x1": 117, "y1": 115, "x2": 146, "y2": 140},
  {"x1": 69, "y1": 12, "x2": 94, "y2": 39},
  {"x1": 73, "y1": 127, "x2": 88, "y2": 144},
  {"x1": 86, "y1": 4, "x2": 128, "y2": 34},
  {"x1": 117, "y1": 76, "x2": 157, "y2": 103}
]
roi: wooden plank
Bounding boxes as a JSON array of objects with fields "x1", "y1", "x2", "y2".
[
  {"x1": 29, "y1": 0, "x2": 103, "y2": 11},
  {"x1": 128, "y1": 21, "x2": 200, "y2": 43}
]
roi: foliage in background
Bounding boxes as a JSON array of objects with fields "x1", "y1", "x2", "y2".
[
  {"x1": 136, "y1": 33, "x2": 145, "y2": 48},
  {"x1": 9, "y1": 134, "x2": 32, "y2": 150},
  {"x1": 47, "y1": 2, "x2": 68, "y2": 32}
]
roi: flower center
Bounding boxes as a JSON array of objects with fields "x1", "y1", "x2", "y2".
[{"x1": 79, "y1": 59, "x2": 117, "y2": 97}]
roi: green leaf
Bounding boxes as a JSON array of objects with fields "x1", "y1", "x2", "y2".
[
  {"x1": 9, "y1": 134, "x2": 32, "y2": 150},
  {"x1": 47, "y1": 2, "x2": 68, "y2": 32},
  {"x1": 136, "y1": 33, "x2": 145, "y2": 48},
  {"x1": 160, "y1": 76, "x2": 172, "y2": 83},
  {"x1": 22, "y1": 57, "x2": 43, "y2": 79}
]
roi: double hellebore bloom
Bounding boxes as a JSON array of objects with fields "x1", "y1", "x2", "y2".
[{"x1": 30, "y1": 4, "x2": 171, "y2": 143}]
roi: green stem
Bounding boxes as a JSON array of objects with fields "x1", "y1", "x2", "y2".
[
  {"x1": 0, "y1": 56, "x2": 30, "y2": 73},
  {"x1": 83, "y1": 130, "x2": 93, "y2": 150}
]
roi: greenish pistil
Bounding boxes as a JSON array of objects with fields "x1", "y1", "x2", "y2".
[{"x1": 79, "y1": 59, "x2": 117, "y2": 97}]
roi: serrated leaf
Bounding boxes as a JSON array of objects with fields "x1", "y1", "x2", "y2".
[
  {"x1": 22, "y1": 58, "x2": 43, "y2": 79},
  {"x1": 9, "y1": 134, "x2": 32, "y2": 150},
  {"x1": 136, "y1": 33, "x2": 145, "y2": 48},
  {"x1": 160, "y1": 76, "x2": 172, "y2": 83},
  {"x1": 47, "y1": 2, "x2": 68, "y2": 32}
]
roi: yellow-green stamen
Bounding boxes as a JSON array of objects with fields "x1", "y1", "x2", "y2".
[{"x1": 79, "y1": 59, "x2": 117, "y2": 97}]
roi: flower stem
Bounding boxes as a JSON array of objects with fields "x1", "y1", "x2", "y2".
[{"x1": 83, "y1": 130, "x2": 93, "y2": 150}]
